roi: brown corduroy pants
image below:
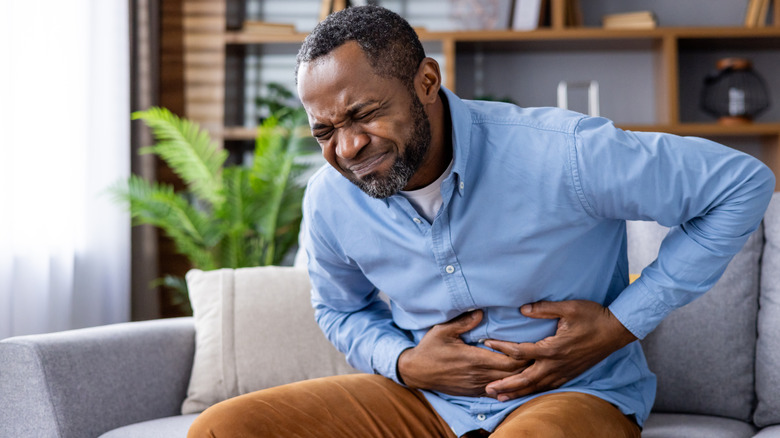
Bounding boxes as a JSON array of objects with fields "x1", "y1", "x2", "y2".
[{"x1": 187, "y1": 374, "x2": 640, "y2": 438}]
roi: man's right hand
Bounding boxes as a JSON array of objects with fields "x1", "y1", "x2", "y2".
[{"x1": 397, "y1": 310, "x2": 531, "y2": 397}]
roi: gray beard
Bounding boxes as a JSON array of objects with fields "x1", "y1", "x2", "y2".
[
  {"x1": 357, "y1": 158, "x2": 418, "y2": 199},
  {"x1": 353, "y1": 95, "x2": 432, "y2": 199}
]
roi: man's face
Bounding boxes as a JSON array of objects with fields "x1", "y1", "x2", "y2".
[{"x1": 297, "y1": 42, "x2": 431, "y2": 198}]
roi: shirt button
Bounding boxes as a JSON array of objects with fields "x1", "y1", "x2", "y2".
[
  {"x1": 445, "y1": 265, "x2": 455, "y2": 274},
  {"x1": 459, "y1": 181, "x2": 465, "y2": 190},
  {"x1": 413, "y1": 217, "x2": 422, "y2": 224},
  {"x1": 477, "y1": 414, "x2": 486, "y2": 421}
]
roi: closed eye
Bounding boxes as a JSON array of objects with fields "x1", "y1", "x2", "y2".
[
  {"x1": 355, "y1": 109, "x2": 377, "y2": 121},
  {"x1": 312, "y1": 129, "x2": 333, "y2": 140}
]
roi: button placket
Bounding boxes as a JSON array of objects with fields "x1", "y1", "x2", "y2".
[{"x1": 429, "y1": 187, "x2": 476, "y2": 312}]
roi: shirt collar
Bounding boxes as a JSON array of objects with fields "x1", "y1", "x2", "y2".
[
  {"x1": 440, "y1": 87, "x2": 472, "y2": 197},
  {"x1": 378, "y1": 87, "x2": 472, "y2": 207}
]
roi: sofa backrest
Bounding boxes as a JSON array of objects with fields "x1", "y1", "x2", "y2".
[
  {"x1": 0, "y1": 318, "x2": 195, "y2": 438},
  {"x1": 755, "y1": 192, "x2": 780, "y2": 427},
  {"x1": 627, "y1": 218, "x2": 763, "y2": 422}
]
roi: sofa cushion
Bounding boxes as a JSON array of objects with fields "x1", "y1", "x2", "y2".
[
  {"x1": 754, "y1": 425, "x2": 780, "y2": 438},
  {"x1": 627, "y1": 220, "x2": 761, "y2": 421},
  {"x1": 642, "y1": 413, "x2": 756, "y2": 438},
  {"x1": 181, "y1": 266, "x2": 356, "y2": 414},
  {"x1": 755, "y1": 192, "x2": 780, "y2": 427},
  {"x1": 98, "y1": 414, "x2": 198, "y2": 438}
]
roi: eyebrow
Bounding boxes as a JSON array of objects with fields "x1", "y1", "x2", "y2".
[{"x1": 347, "y1": 100, "x2": 379, "y2": 115}]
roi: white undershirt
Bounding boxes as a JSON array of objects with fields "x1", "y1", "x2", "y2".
[{"x1": 399, "y1": 159, "x2": 454, "y2": 223}]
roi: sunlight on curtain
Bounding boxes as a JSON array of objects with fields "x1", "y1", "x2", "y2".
[{"x1": 0, "y1": 0, "x2": 130, "y2": 338}]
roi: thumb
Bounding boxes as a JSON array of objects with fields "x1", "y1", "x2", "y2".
[
  {"x1": 435, "y1": 309, "x2": 483, "y2": 337},
  {"x1": 520, "y1": 301, "x2": 567, "y2": 320}
]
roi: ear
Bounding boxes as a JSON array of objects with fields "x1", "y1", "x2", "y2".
[{"x1": 414, "y1": 57, "x2": 441, "y2": 105}]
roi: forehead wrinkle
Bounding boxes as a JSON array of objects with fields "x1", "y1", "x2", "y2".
[
  {"x1": 307, "y1": 89, "x2": 353, "y2": 128},
  {"x1": 308, "y1": 90, "x2": 383, "y2": 129}
]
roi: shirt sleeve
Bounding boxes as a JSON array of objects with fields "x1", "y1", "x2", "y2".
[
  {"x1": 570, "y1": 116, "x2": 775, "y2": 339},
  {"x1": 300, "y1": 195, "x2": 416, "y2": 384}
]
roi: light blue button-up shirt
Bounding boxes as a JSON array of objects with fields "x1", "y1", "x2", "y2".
[{"x1": 301, "y1": 87, "x2": 774, "y2": 435}]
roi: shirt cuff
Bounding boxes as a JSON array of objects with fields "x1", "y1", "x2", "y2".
[
  {"x1": 370, "y1": 334, "x2": 417, "y2": 385},
  {"x1": 608, "y1": 277, "x2": 673, "y2": 340}
]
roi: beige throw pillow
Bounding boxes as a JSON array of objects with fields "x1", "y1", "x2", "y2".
[{"x1": 181, "y1": 266, "x2": 356, "y2": 414}]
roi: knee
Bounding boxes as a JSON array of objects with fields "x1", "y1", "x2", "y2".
[
  {"x1": 187, "y1": 412, "x2": 212, "y2": 438},
  {"x1": 491, "y1": 418, "x2": 567, "y2": 438},
  {"x1": 187, "y1": 400, "x2": 240, "y2": 438}
]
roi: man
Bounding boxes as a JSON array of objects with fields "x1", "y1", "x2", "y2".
[{"x1": 189, "y1": 6, "x2": 774, "y2": 437}]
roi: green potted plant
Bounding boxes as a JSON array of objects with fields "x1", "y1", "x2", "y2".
[{"x1": 114, "y1": 90, "x2": 318, "y2": 312}]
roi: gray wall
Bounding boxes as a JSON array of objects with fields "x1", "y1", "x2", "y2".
[{"x1": 580, "y1": 0, "x2": 750, "y2": 27}]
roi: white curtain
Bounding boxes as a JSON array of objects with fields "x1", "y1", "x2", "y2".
[{"x1": 0, "y1": 0, "x2": 130, "y2": 339}]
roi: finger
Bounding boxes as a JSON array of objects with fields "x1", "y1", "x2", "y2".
[
  {"x1": 483, "y1": 339, "x2": 541, "y2": 361},
  {"x1": 434, "y1": 309, "x2": 483, "y2": 337},
  {"x1": 520, "y1": 300, "x2": 576, "y2": 319},
  {"x1": 484, "y1": 370, "x2": 535, "y2": 400},
  {"x1": 485, "y1": 363, "x2": 562, "y2": 401},
  {"x1": 470, "y1": 346, "x2": 533, "y2": 373}
]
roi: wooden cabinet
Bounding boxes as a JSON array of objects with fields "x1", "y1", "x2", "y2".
[{"x1": 180, "y1": 0, "x2": 780, "y2": 187}]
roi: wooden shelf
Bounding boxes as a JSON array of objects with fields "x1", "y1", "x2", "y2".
[
  {"x1": 224, "y1": 126, "x2": 258, "y2": 140},
  {"x1": 224, "y1": 30, "x2": 306, "y2": 44}
]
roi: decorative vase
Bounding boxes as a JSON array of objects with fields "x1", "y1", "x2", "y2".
[{"x1": 700, "y1": 57, "x2": 770, "y2": 125}]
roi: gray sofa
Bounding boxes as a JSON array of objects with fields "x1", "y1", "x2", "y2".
[{"x1": 3, "y1": 192, "x2": 780, "y2": 437}]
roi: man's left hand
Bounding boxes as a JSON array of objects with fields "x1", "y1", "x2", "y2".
[{"x1": 483, "y1": 300, "x2": 637, "y2": 402}]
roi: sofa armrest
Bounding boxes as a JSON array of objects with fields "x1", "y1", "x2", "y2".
[{"x1": 0, "y1": 317, "x2": 195, "y2": 438}]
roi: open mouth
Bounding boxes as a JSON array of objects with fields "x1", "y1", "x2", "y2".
[{"x1": 348, "y1": 152, "x2": 389, "y2": 178}]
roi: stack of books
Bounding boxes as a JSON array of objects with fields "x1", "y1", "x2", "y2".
[{"x1": 602, "y1": 10, "x2": 657, "y2": 29}]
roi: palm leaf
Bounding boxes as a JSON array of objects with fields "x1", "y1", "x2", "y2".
[
  {"x1": 112, "y1": 175, "x2": 221, "y2": 270},
  {"x1": 217, "y1": 167, "x2": 267, "y2": 268},
  {"x1": 249, "y1": 112, "x2": 312, "y2": 265},
  {"x1": 133, "y1": 107, "x2": 227, "y2": 207}
]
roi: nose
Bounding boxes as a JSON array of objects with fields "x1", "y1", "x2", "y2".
[{"x1": 335, "y1": 127, "x2": 370, "y2": 161}]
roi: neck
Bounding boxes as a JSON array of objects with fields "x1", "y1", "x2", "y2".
[{"x1": 404, "y1": 90, "x2": 453, "y2": 190}]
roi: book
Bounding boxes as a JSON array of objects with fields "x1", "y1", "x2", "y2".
[
  {"x1": 243, "y1": 21, "x2": 296, "y2": 34},
  {"x1": 512, "y1": 0, "x2": 543, "y2": 30},
  {"x1": 604, "y1": 20, "x2": 656, "y2": 29},
  {"x1": 333, "y1": 0, "x2": 347, "y2": 13},
  {"x1": 602, "y1": 10, "x2": 657, "y2": 29},
  {"x1": 319, "y1": 0, "x2": 333, "y2": 21},
  {"x1": 744, "y1": 0, "x2": 765, "y2": 27},
  {"x1": 775, "y1": 0, "x2": 780, "y2": 26},
  {"x1": 566, "y1": 0, "x2": 583, "y2": 27},
  {"x1": 603, "y1": 10, "x2": 654, "y2": 22},
  {"x1": 758, "y1": 0, "x2": 770, "y2": 26}
]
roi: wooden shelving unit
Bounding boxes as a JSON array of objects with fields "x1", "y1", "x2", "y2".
[{"x1": 181, "y1": 1, "x2": 780, "y2": 188}]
